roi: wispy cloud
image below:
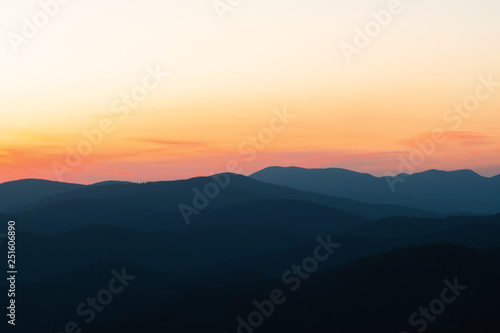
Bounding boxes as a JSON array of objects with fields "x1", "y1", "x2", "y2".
[
  {"x1": 128, "y1": 137, "x2": 206, "y2": 147},
  {"x1": 396, "y1": 131, "x2": 498, "y2": 148}
]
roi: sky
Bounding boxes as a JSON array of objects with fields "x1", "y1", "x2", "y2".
[{"x1": 0, "y1": 0, "x2": 499, "y2": 184}]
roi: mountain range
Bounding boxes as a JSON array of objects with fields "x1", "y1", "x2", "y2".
[
  {"x1": 251, "y1": 166, "x2": 500, "y2": 215},
  {"x1": 2, "y1": 167, "x2": 500, "y2": 333}
]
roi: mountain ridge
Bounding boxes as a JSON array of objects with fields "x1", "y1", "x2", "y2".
[
  {"x1": 1, "y1": 173, "x2": 438, "y2": 222},
  {"x1": 250, "y1": 166, "x2": 500, "y2": 214}
]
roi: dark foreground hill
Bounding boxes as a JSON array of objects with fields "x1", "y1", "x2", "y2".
[
  {"x1": 11, "y1": 212, "x2": 500, "y2": 283},
  {"x1": 10, "y1": 244, "x2": 500, "y2": 333}
]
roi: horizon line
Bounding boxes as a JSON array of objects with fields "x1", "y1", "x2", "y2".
[{"x1": 1, "y1": 166, "x2": 499, "y2": 186}]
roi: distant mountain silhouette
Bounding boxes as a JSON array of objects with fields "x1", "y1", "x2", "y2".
[
  {"x1": 0, "y1": 179, "x2": 82, "y2": 211},
  {"x1": 0, "y1": 174, "x2": 438, "y2": 225},
  {"x1": 251, "y1": 167, "x2": 500, "y2": 214}
]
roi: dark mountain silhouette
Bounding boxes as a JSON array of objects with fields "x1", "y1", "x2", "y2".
[
  {"x1": 423, "y1": 221, "x2": 500, "y2": 248},
  {"x1": 11, "y1": 244, "x2": 500, "y2": 333},
  {"x1": 15, "y1": 224, "x2": 303, "y2": 283},
  {"x1": 0, "y1": 178, "x2": 82, "y2": 211},
  {"x1": 3, "y1": 171, "x2": 500, "y2": 332},
  {"x1": 6, "y1": 199, "x2": 366, "y2": 235},
  {"x1": 188, "y1": 199, "x2": 366, "y2": 237},
  {"x1": 89, "y1": 180, "x2": 132, "y2": 187},
  {"x1": 349, "y1": 213, "x2": 500, "y2": 239},
  {"x1": 1, "y1": 173, "x2": 438, "y2": 222},
  {"x1": 12, "y1": 211, "x2": 500, "y2": 283},
  {"x1": 251, "y1": 166, "x2": 500, "y2": 214}
]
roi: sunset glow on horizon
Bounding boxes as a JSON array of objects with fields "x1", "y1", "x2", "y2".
[{"x1": 1, "y1": 0, "x2": 499, "y2": 184}]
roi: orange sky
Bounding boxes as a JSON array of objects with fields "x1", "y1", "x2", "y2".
[{"x1": 1, "y1": 0, "x2": 499, "y2": 184}]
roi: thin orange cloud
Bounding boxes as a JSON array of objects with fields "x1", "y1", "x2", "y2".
[
  {"x1": 396, "y1": 131, "x2": 498, "y2": 148},
  {"x1": 128, "y1": 138, "x2": 206, "y2": 147}
]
